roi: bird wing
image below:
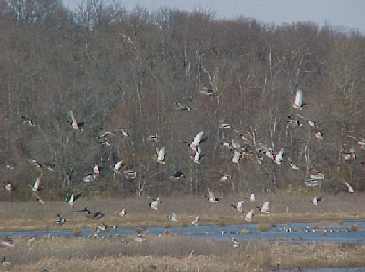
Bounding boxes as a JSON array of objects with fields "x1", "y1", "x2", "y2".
[
  {"x1": 232, "y1": 150, "x2": 240, "y2": 163},
  {"x1": 193, "y1": 146, "x2": 201, "y2": 162},
  {"x1": 344, "y1": 182, "x2": 354, "y2": 193},
  {"x1": 157, "y1": 147, "x2": 166, "y2": 161},
  {"x1": 32, "y1": 176, "x2": 41, "y2": 191},
  {"x1": 250, "y1": 194, "x2": 255, "y2": 201},
  {"x1": 208, "y1": 189, "x2": 215, "y2": 200},
  {"x1": 245, "y1": 210, "x2": 253, "y2": 222},
  {"x1": 192, "y1": 131, "x2": 204, "y2": 147},
  {"x1": 261, "y1": 202, "x2": 270, "y2": 212},
  {"x1": 68, "y1": 110, "x2": 77, "y2": 122},
  {"x1": 114, "y1": 160, "x2": 123, "y2": 171},
  {"x1": 294, "y1": 89, "x2": 303, "y2": 108},
  {"x1": 68, "y1": 110, "x2": 79, "y2": 129},
  {"x1": 231, "y1": 139, "x2": 241, "y2": 150},
  {"x1": 275, "y1": 148, "x2": 284, "y2": 164}
]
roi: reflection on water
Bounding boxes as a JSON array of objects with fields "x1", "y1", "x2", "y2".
[{"x1": 0, "y1": 220, "x2": 365, "y2": 244}]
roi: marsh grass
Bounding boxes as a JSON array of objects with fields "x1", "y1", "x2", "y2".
[
  {"x1": 1, "y1": 237, "x2": 365, "y2": 272},
  {"x1": 1, "y1": 237, "x2": 269, "y2": 272},
  {"x1": 0, "y1": 192, "x2": 365, "y2": 230}
]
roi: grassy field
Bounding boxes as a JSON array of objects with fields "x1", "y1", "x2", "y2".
[
  {"x1": 1, "y1": 192, "x2": 365, "y2": 271},
  {"x1": 0, "y1": 191, "x2": 364, "y2": 231},
  {"x1": 1, "y1": 237, "x2": 365, "y2": 271}
]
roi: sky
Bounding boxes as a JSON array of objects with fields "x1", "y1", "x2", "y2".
[{"x1": 63, "y1": 0, "x2": 365, "y2": 33}]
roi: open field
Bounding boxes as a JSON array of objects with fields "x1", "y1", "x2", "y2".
[
  {"x1": 0, "y1": 192, "x2": 364, "y2": 231},
  {"x1": 1, "y1": 237, "x2": 365, "y2": 271}
]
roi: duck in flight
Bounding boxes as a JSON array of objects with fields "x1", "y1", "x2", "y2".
[
  {"x1": 231, "y1": 201, "x2": 244, "y2": 213},
  {"x1": 155, "y1": 146, "x2": 166, "y2": 165},
  {"x1": 68, "y1": 110, "x2": 84, "y2": 131},
  {"x1": 56, "y1": 214, "x2": 66, "y2": 225},
  {"x1": 149, "y1": 197, "x2": 160, "y2": 210},
  {"x1": 208, "y1": 188, "x2": 220, "y2": 203},
  {"x1": 169, "y1": 170, "x2": 185, "y2": 181},
  {"x1": 292, "y1": 89, "x2": 303, "y2": 110}
]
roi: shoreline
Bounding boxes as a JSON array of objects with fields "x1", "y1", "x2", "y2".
[{"x1": 1, "y1": 212, "x2": 365, "y2": 232}]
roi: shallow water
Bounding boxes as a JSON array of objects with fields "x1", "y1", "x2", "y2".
[
  {"x1": 1, "y1": 220, "x2": 365, "y2": 243},
  {"x1": 284, "y1": 268, "x2": 365, "y2": 272}
]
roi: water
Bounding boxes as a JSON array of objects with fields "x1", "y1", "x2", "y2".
[
  {"x1": 284, "y1": 268, "x2": 365, "y2": 272},
  {"x1": 1, "y1": 220, "x2": 365, "y2": 243}
]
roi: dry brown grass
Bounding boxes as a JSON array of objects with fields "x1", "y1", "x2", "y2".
[
  {"x1": 1, "y1": 237, "x2": 365, "y2": 272},
  {"x1": 0, "y1": 192, "x2": 365, "y2": 231},
  {"x1": 0, "y1": 237, "x2": 268, "y2": 272}
]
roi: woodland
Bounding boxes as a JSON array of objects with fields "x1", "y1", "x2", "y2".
[{"x1": 0, "y1": 0, "x2": 364, "y2": 200}]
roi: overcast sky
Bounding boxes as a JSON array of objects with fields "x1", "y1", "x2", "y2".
[{"x1": 63, "y1": 0, "x2": 365, "y2": 33}]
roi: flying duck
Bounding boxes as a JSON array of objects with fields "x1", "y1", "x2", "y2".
[
  {"x1": 32, "y1": 174, "x2": 43, "y2": 192},
  {"x1": 5, "y1": 163, "x2": 15, "y2": 170},
  {"x1": 167, "y1": 212, "x2": 177, "y2": 222},
  {"x1": 93, "y1": 164, "x2": 100, "y2": 175},
  {"x1": 231, "y1": 201, "x2": 244, "y2": 213},
  {"x1": 208, "y1": 188, "x2": 220, "y2": 203},
  {"x1": 98, "y1": 131, "x2": 115, "y2": 139},
  {"x1": 44, "y1": 162, "x2": 56, "y2": 172},
  {"x1": 77, "y1": 208, "x2": 105, "y2": 219},
  {"x1": 314, "y1": 130, "x2": 324, "y2": 140},
  {"x1": 175, "y1": 101, "x2": 192, "y2": 111},
  {"x1": 119, "y1": 208, "x2": 127, "y2": 217},
  {"x1": 114, "y1": 128, "x2": 129, "y2": 137},
  {"x1": 192, "y1": 216, "x2": 200, "y2": 226},
  {"x1": 288, "y1": 159, "x2": 300, "y2": 170},
  {"x1": 83, "y1": 173, "x2": 97, "y2": 183},
  {"x1": 292, "y1": 89, "x2": 303, "y2": 110},
  {"x1": 21, "y1": 115, "x2": 36, "y2": 127},
  {"x1": 56, "y1": 214, "x2": 66, "y2": 225},
  {"x1": 218, "y1": 121, "x2": 232, "y2": 129},
  {"x1": 33, "y1": 192, "x2": 45, "y2": 205},
  {"x1": 245, "y1": 209, "x2": 254, "y2": 222},
  {"x1": 134, "y1": 233, "x2": 145, "y2": 242},
  {"x1": 250, "y1": 193, "x2": 256, "y2": 202},
  {"x1": 28, "y1": 159, "x2": 42, "y2": 168},
  {"x1": 113, "y1": 160, "x2": 124, "y2": 174},
  {"x1": 231, "y1": 237, "x2": 240, "y2": 248},
  {"x1": 123, "y1": 170, "x2": 137, "y2": 180},
  {"x1": 189, "y1": 131, "x2": 205, "y2": 151},
  {"x1": 344, "y1": 182, "x2": 355, "y2": 193},
  {"x1": 156, "y1": 146, "x2": 166, "y2": 164},
  {"x1": 342, "y1": 147, "x2": 356, "y2": 161},
  {"x1": 65, "y1": 192, "x2": 81, "y2": 207},
  {"x1": 191, "y1": 146, "x2": 204, "y2": 164},
  {"x1": 219, "y1": 174, "x2": 232, "y2": 182},
  {"x1": 260, "y1": 201, "x2": 270, "y2": 214},
  {"x1": 169, "y1": 170, "x2": 185, "y2": 181},
  {"x1": 4, "y1": 183, "x2": 14, "y2": 192},
  {"x1": 274, "y1": 148, "x2": 284, "y2": 165},
  {"x1": 312, "y1": 196, "x2": 322, "y2": 206},
  {"x1": 199, "y1": 87, "x2": 217, "y2": 96},
  {"x1": 287, "y1": 115, "x2": 303, "y2": 127},
  {"x1": 147, "y1": 134, "x2": 159, "y2": 143},
  {"x1": 232, "y1": 150, "x2": 241, "y2": 164},
  {"x1": 304, "y1": 179, "x2": 322, "y2": 187},
  {"x1": 149, "y1": 197, "x2": 160, "y2": 210},
  {"x1": 68, "y1": 110, "x2": 84, "y2": 130},
  {"x1": 0, "y1": 238, "x2": 14, "y2": 248}
]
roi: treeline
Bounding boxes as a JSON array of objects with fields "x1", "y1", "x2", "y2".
[{"x1": 0, "y1": 0, "x2": 365, "y2": 200}]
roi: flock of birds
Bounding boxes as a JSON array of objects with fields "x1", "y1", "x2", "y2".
[
  {"x1": 3, "y1": 89, "x2": 361, "y2": 197},
  {"x1": 0, "y1": 88, "x2": 363, "y2": 259}
]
